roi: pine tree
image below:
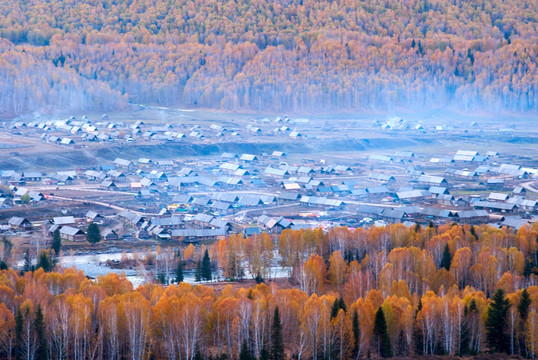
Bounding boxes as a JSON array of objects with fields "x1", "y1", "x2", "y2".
[
  {"x1": 352, "y1": 311, "x2": 360, "y2": 358},
  {"x1": 459, "y1": 304, "x2": 470, "y2": 355},
  {"x1": 331, "y1": 299, "x2": 340, "y2": 319},
  {"x1": 440, "y1": 243, "x2": 452, "y2": 270},
  {"x1": 518, "y1": 288, "x2": 531, "y2": 355},
  {"x1": 260, "y1": 346, "x2": 269, "y2": 360},
  {"x1": 157, "y1": 272, "x2": 166, "y2": 284},
  {"x1": 271, "y1": 306, "x2": 285, "y2": 360},
  {"x1": 470, "y1": 225, "x2": 478, "y2": 241},
  {"x1": 373, "y1": 307, "x2": 392, "y2": 358},
  {"x1": 87, "y1": 222, "x2": 102, "y2": 244},
  {"x1": 397, "y1": 330, "x2": 407, "y2": 356},
  {"x1": 23, "y1": 250, "x2": 32, "y2": 272},
  {"x1": 413, "y1": 299, "x2": 424, "y2": 355},
  {"x1": 486, "y1": 288, "x2": 511, "y2": 353},
  {"x1": 35, "y1": 305, "x2": 47, "y2": 360},
  {"x1": 175, "y1": 259, "x2": 184, "y2": 283},
  {"x1": 2, "y1": 236, "x2": 12, "y2": 259},
  {"x1": 338, "y1": 297, "x2": 347, "y2": 313},
  {"x1": 418, "y1": 40, "x2": 424, "y2": 55},
  {"x1": 51, "y1": 228, "x2": 61, "y2": 255},
  {"x1": 239, "y1": 339, "x2": 252, "y2": 360},
  {"x1": 331, "y1": 297, "x2": 347, "y2": 319},
  {"x1": 37, "y1": 250, "x2": 53, "y2": 272},
  {"x1": 201, "y1": 249, "x2": 212, "y2": 281},
  {"x1": 518, "y1": 288, "x2": 531, "y2": 322},
  {"x1": 195, "y1": 260, "x2": 202, "y2": 282}
]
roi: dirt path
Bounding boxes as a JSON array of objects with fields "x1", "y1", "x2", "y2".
[
  {"x1": 521, "y1": 181, "x2": 538, "y2": 193},
  {"x1": 48, "y1": 195, "x2": 158, "y2": 216}
]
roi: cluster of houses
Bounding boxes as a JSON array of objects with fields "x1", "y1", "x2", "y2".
[
  {"x1": 7, "y1": 114, "x2": 311, "y2": 150},
  {"x1": 1, "y1": 144, "x2": 537, "y2": 241}
]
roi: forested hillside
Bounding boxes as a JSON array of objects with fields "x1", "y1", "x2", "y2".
[
  {"x1": 0, "y1": 0, "x2": 536, "y2": 115},
  {"x1": 1, "y1": 223, "x2": 538, "y2": 359}
]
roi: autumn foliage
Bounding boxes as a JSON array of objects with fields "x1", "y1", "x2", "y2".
[
  {"x1": 0, "y1": 0, "x2": 536, "y2": 115},
  {"x1": 0, "y1": 223, "x2": 538, "y2": 359}
]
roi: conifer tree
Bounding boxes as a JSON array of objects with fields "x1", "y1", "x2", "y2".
[
  {"x1": 201, "y1": 249, "x2": 212, "y2": 281},
  {"x1": 413, "y1": 300, "x2": 424, "y2": 355},
  {"x1": 518, "y1": 288, "x2": 531, "y2": 354},
  {"x1": 51, "y1": 228, "x2": 61, "y2": 255},
  {"x1": 459, "y1": 304, "x2": 470, "y2": 355},
  {"x1": 352, "y1": 311, "x2": 360, "y2": 358},
  {"x1": 330, "y1": 299, "x2": 340, "y2": 319},
  {"x1": 260, "y1": 346, "x2": 269, "y2": 360},
  {"x1": 338, "y1": 297, "x2": 347, "y2": 313},
  {"x1": 23, "y1": 250, "x2": 32, "y2": 272},
  {"x1": 87, "y1": 223, "x2": 102, "y2": 244},
  {"x1": 271, "y1": 306, "x2": 285, "y2": 360},
  {"x1": 175, "y1": 259, "x2": 184, "y2": 283},
  {"x1": 239, "y1": 339, "x2": 252, "y2": 360},
  {"x1": 195, "y1": 260, "x2": 202, "y2": 282},
  {"x1": 440, "y1": 243, "x2": 452, "y2": 270},
  {"x1": 37, "y1": 250, "x2": 53, "y2": 272},
  {"x1": 470, "y1": 225, "x2": 478, "y2": 240},
  {"x1": 373, "y1": 307, "x2": 392, "y2": 358},
  {"x1": 486, "y1": 288, "x2": 511, "y2": 353},
  {"x1": 35, "y1": 305, "x2": 47, "y2": 360}
]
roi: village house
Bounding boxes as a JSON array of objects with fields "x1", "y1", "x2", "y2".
[
  {"x1": 8, "y1": 217, "x2": 33, "y2": 230},
  {"x1": 418, "y1": 175, "x2": 448, "y2": 186},
  {"x1": 86, "y1": 211, "x2": 105, "y2": 224},
  {"x1": 107, "y1": 170, "x2": 127, "y2": 182},
  {"x1": 21, "y1": 172, "x2": 42, "y2": 182},
  {"x1": 53, "y1": 216, "x2": 77, "y2": 226},
  {"x1": 100, "y1": 180, "x2": 118, "y2": 191},
  {"x1": 102, "y1": 229, "x2": 119, "y2": 241},
  {"x1": 60, "y1": 226, "x2": 86, "y2": 241},
  {"x1": 113, "y1": 158, "x2": 136, "y2": 171},
  {"x1": 118, "y1": 210, "x2": 145, "y2": 227},
  {"x1": 170, "y1": 228, "x2": 226, "y2": 242},
  {"x1": 257, "y1": 215, "x2": 293, "y2": 233}
]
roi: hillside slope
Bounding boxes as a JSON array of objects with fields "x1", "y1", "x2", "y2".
[{"x1": 0, "y1": 0, "x2": 536, "y2": 116}]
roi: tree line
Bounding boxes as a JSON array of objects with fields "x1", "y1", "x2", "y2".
[
  {"x1": 0, "y1": 222, "x2": 537, "y2": 358},
  {"x1": 0, "y1": 0, "x2": 536, "y2": 115}
]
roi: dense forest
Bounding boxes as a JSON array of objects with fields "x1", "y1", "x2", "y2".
[
  {"x1": 1, "y1": 223, "x2": 538, "y2": 359},
  {"x1": 0, "y1": 0, "x2": 536, "y2": 115}
]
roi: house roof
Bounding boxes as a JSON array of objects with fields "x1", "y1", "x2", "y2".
[
  {"x1": 86, "y1": 211, "x2": 103, "y2": 219},
  {"x1": 278, "y1": 192, "x2": 301, "y2": 201},
  {"x1": 501, "y1": 216, "x2": 529, "y2": 230},
  {"x1": 150, "y1": 217, "x2": 183, "y2": 226},
  {"x1": 60, "y1": 226, "x2": 85, "y2": 236},
  {"x1": 357, "y1": 205, "x2": 385, "y2": 215},
  {"x1": 380, "y1": 209, "x2": 406, "y2": 219},
  {"x1": 488, "y1": 192, "x2": 509, "y2": 201},
  {"x1": 193, "y1": 213, "x2": 214, "y2": 223},
  {"x1": 455, "y1": 210, "x2": 489, "y2": 218},
  {"x1": 114, "y1": 158, "x2": 132, "y2": 166},
  {"x1": 397, "y1": 190, "x2": 428, "y2": 200},
  {"x1": 419, "y1": 175, "x2": 447, "y2": 184},
  {"x1": 8, "y1": 217, "x2": 30, "y2": 226},
  {"x1": 171, "y1": 228, "x2": 226, "y2": 238},
  {"x1": 53, "y1": 216, "x2": 76, "y2": 225},
  {"x1": 474, "y1": 201, "x2": 516, "y2": 211},
  {"x1": 240, "y1": 154, "x2": 257, "y2": 161}
]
